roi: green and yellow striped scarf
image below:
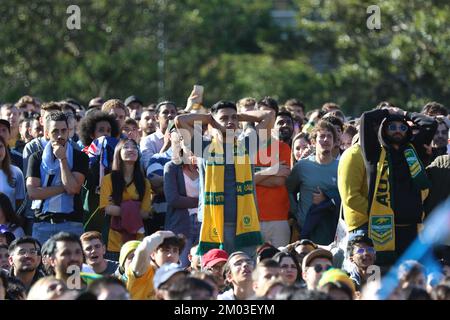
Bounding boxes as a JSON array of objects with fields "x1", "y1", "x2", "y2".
[{"x1": 198, "y1": 137, "x2": 262, "y2": 255}]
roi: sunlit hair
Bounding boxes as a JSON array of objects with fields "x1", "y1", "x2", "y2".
[
  {"x1": 310, "y1": 120, "x2": 338, "y2": 144},
  {"x1": 101, "y1": 99, "x2": 129, "y2": 116}
]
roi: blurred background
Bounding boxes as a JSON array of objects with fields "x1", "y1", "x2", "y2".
[{"x1": 0, "y1": 0, "x2": 449, "y2": 116}]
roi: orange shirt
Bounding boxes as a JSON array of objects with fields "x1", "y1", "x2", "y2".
[{"x1": 255, "y1": 139, "x2": 291, "y2": 221}]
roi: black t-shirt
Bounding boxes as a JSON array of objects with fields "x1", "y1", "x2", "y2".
[{"x1": 26, "y1": 148, "x2": 89, "y2": 221}]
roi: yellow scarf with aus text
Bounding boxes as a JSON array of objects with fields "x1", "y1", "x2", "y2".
[
  {"x1": 197, "y1": 137, "x2": 262, "y2": 255},
  {"x1": 368, "y1": 144, "x2": 429, "y2": 252}
]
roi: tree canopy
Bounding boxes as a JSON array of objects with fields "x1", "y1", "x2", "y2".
[{"x1": 1, "y1": 0, "x2": 449, "y2": 115}]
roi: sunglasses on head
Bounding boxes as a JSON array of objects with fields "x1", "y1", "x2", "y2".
[{"x1": 387, "y1": 123, "x2": 408, "y2": 132}]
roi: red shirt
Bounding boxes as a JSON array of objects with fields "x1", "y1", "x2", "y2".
[{"x1": 255, "y1": 139, "x2": 291, "y2": 221}]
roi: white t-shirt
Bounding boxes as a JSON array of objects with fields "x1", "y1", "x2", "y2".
[
  {"x1": 217, "y1": 289, "x2": 235, "y2": 300},
  {"x1": 183, "y1": 172, "x2": 199, "y2": 216},
  {"x1": 140, "y1": 129, "x2": 164, "y2": 169},
  {"x1": 0, "y1": 165, "x2": 25, "y2": 211}
]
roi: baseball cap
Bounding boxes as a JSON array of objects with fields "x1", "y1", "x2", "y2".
[
  {"x1": 256, "y1": 243, "x2": 279, "y2": 262},
  {"x1": 119, "y1": 240, "x2": 141, "y2": 269},
  {"x1": 0, "y1": 224, "x2": 16, "y2": 244},
  {"x1": 0, "y1": 119, "x2": 11, "y2": 132},
  {"x1": 153, "y1": 263, "x2": 188, "y2": 289},
  {"x1": 201, "y1": 249, "x2": 229, "y2": 269},
  {"x1": 124, "y1": 95, "x2": 143, "y2": 107},
  {"x1": 88, "y1": 97, "x2": 104, "y2": 109},
  {"x1": 302, "y1": 248, "x2": 333, "y2": 271}
]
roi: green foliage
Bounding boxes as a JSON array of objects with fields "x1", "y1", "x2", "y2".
[{"x1": 0, "y1": 0, "x2": 449, "y2": 115}]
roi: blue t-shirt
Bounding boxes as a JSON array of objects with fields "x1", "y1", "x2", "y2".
[{"x1": 287, "y1": 155, "x2": 339, "y2": 227}]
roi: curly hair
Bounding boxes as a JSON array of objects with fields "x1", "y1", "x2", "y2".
[
  {"x1": 101, "y1": 99, "x2": 128, "y2": 115},
  {"x1": 78, "y1": 111, "x2": 119, "y2": 146}
]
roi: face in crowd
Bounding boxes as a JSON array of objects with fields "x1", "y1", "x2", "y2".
[
  {"x1": 203, "y1": 261, "x2": 227, "y2": 290},
  {"x1": 0, "y1": 139, "x2": 7, "y2": 164},
  {"x1": 340, "y1": 132, "x2": 353, "y2": 151},
  {"x1": 384, "y1": 120, "x2": 408, "y2": 145},
  {"x1": 279, "y1": 256, "x2": 298, "y2": 285},
  {"x1": 275, "y1": 115, "x2": 294, "y2": 142},
  {"x1": 350, "y1": 243, "x2": 376, "y2": 270},
  {"x1": 293, "y1": 137, "x2": 310, "y2": 161},
  {"x1": 188, "y1": 246, "x2": 201, "y2": 272},
  {"x1": 151, "y1": 244, "x2": 180, "y2": 267},
  {"x1": 50, "y1": 240, "x2": 84, "y2": 279},
  {"x1": 19, "y1": 120, "x2": 32, "y2": 142},
  {"x1": 139, "y1": 110, "x2": 157, "y2": 135},
  {"x1": 432, "y1": 122, "x2": 449, "y2": 149},
  {"x1": 92, "y1": 120, "x2": 112, "y2": 141},
  {"x1": 213, "y1": 108, "x2": 239, "y2": 134},
  {"x1": 120, "y1": 139, "x2": 139, "y2": 163},
  {"x1": 81, "y1": 238, "x2": 106, "y2": 268},
  {"x1": 314, "y1": 129, "x2": 334, "y2": 156},
  {"x1": 226, "y1": 253, "x2": 255, "y2": 287},
  {"x1": 157, "y1": 104, "x2": 177, "y2": 130},
  {"x1": 1, "y1": 106, "x2": 19, "y2": 128},
  {"x1": 286, "y1": 105, "x2": 304, "y2": 123},
  {"x1": 252, "y1": 265, "x2": 280, "y2": 294},
  {"x1": 48, "y1": 119, "x2": 69, "y2": 146},
  {"x1": 0, "y1": 123, "x2": 10, "y2": 145},
  {"x1": 9, "y1": 242, "x2": 41, "y2": 275},
  {"x1": 96, "y1": 283, "x2": 130, "y2": 300},
  {"x1": 302, "y1": 257, "x2": 333, "y2": 290},
  {"x1": 109, "y1": 107, "x2": 127, "y2": 131},
  {"x1": 0, "y1": 246, "x2": 10, "y2": 270},
  {"x1": 127, "y1": 102, "x2": 143, "y2": 121},
  {"x1": 122, "y1": 123, "x2": 140, "y2": 143}
]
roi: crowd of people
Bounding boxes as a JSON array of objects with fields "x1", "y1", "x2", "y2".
[{"x1": 0, "y1": 91, "x2": 449, "y2": 300}]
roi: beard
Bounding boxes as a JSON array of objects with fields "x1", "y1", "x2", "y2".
[
  {"x1": 433, "y1": 138, "x2": 447, "y2": 148},
  {"x1": 18, "y1": 265, "x2": 37, "y2": 273},
  {"x1": 385, "y1": 133, "x2": 407, "y2": 145},
  {"x1": 279, "y1": 128, "x2": 293, "y2": 142}
]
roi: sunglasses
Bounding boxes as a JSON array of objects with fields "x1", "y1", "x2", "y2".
[
  {"x1": 354, "y1": 247, "x2": 376, "y2": 255},
  {"x1": 312, "y1": 264, "x2": 332, "y2": 273},
  {"x1": 387, "y1": 123, "x2": 408, "y2": 132}
]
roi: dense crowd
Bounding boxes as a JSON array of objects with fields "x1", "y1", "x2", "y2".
[{"x1": 0, "y1": 91, "x2": 449, "y2": 300}]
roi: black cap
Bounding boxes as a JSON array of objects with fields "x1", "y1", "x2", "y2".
[
  {"x1": 88, "y1": 97, "x2": 104, "y2": 109},
  {"x1": 0, "y1": 119, "x2": 11, "y2": 132},
  {"x1": 125, "y1": 95, "x2": 143, "y2": 106},
  {"x1": 0, "y1": 225, "x2": 15, "y2": 244}
]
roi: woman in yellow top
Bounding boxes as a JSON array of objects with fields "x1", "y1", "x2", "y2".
[{"x1": 99, "y1": 138, "x2": 152, "y2": 259}]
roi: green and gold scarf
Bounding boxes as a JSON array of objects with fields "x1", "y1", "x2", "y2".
[
  {"x1": 368, "y1": 144, "x2": 429, "y2": 252},
  {"x1": 197, "y1": 137, "x2": 262, "y2": 255}
]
